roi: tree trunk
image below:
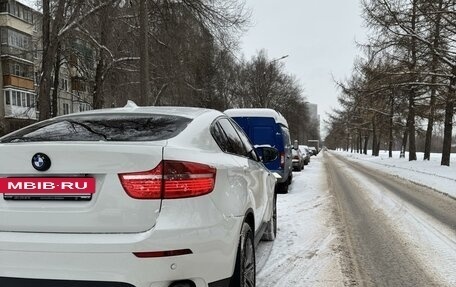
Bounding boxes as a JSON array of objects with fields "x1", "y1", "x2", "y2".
[
  {"x1": 372, "y1": 117, "x2": 377, "y2": 156},
  {"x1": 38, "y1": 0, "x2": 51, "y2": 121},
  {"x1": 407, "y1": 92, "x2": 417, "y2": 161},
  {"x1": 51, "y1": 47, "x2": 60, "y2": 117},
  {"x1": 358, "y1": 131, "x2": 361, "y2": 154},
  {"x1": 363, "y1": 134, "x2": 369, "y2": 155},
  {"x1": 92, "y1": 3, "x2": 111, "y2": 109},
  {"x1": 38, "y1": 0, "x2": 66, "y2": 121},
  {"x1": 389, "y1": 95, "x2": 394, "y2": 158},
  {"x1": 407, "y1": 0, "x2": 417, "y2": 161},
  {"x1": 424, "y1": 86, "x2": 437, "y2": 160},
  {"x1": 424, "y1": 0, "x2": 443, "y2": 161},
  {"x1": 93, "y1": 55, "x2": 105, "y2": 109},
  {"x1": 346, "y1": 130, "x2": 349, "y2": 151},
  {"x1": 139, "y1": 0, "x2": 150, "y2": 106},
  {"x1": 441, "y1": 72, "x2": 455, "y2": 166},
  {"x1": 400, "y1": 126, "x2": 408, "y2": 158},
  {"x1": 441, "y1": 97, "x2": 453, "y2": 166}
]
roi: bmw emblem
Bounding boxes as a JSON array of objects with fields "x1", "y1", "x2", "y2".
[{"x1": 32, "y1": 153, "x2": 51, "y2": 171}]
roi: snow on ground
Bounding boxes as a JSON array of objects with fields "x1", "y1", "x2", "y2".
[
  {"x1": 334, "y1": 150, "x2": 456, "y2": 199},
  {"x1": 256, "y1": 150, "x2": 456, "y2": 286},
  {"x1": 332, "y1": 155, "x2": 456, "y2": 286},
  {"x1": 256, "y1": 155, "x2": 344, "y2": 286}
]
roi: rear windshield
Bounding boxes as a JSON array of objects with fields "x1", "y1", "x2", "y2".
[{"x1": 0, "y1": 114, "x2": 192, "y2": 143}]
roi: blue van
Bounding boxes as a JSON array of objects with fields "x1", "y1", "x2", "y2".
[{"x1": 224, "y1": 108, "x2": 293, "y2": 193}]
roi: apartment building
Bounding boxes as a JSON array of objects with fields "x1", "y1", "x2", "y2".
[
  {"x1": 0, "y1": 0, "x2": 36, "y2": 134},
  {"x1": 0, "y1": 0, "x2": 93, "y2": 136}
]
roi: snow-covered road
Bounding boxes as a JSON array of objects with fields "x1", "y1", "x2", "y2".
[{"x1": 256, "y1": 151, "x2": 456, "y2": 286}]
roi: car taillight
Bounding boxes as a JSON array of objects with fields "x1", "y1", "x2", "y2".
[
  {"x1": 293, "y1": 156, "x2": 299, "y2": 160},
  {"x1": 280, "y1": 152, "x2": 285, "y2": 168},
  {"x1": 119, "y1": 160, "x2": 216, "y2": 200}
]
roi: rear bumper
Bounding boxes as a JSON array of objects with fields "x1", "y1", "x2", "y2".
[
  {"x1": 0, "y1": 277, "x2": 134, "y2": 287},
  {"x1": 0, "y1": 198, "x2": 244, "y2": 287},
  {"x1": 0, "y1": 277, "x2": 231, "y2": 287}
]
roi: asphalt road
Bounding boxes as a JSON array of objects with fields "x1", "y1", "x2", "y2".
[{"x1": 325, "y1": 152, "x2": 456, "y2": 287}]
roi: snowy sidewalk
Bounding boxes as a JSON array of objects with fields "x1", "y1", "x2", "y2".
[
  {"x1": 333, "y1": 150, "x2": 456, "y2": 199},
  {"x1": 256, "y1": 155, "x2": 344, "y2": 287}
]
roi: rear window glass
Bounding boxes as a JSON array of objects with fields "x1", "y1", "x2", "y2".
[{"x1": 0, "y1": 114, "x2": 192, "y2": 143}]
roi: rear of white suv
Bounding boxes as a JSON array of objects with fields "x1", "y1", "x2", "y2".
[{"x1": 0, "y1": 105, "x2": 277, "y2": 287}]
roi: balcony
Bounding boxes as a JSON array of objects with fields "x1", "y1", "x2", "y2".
[
  {"x1": 3, "y1": 74, "x2": 34, "y2": 90},
  {"x1": 0, "y1": 45, "x2": 33, "y2": 62}
]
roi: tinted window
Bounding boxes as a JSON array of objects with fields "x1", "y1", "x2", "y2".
[
  {"x1": 281, "y1": 126, "x2": 291, "y2": 147},
  {"x1": 230, "y1": 119, "x2": 259, "y2": 161},
  {"x1": 211, "y1": 121, "x2": 231, "y2": 153},
  {"x1": 218, "y1": 118, "x2": 250, "y2": 156},
  {"x1": 0, "y1": 114, "x2": 191, "y2": 143}
]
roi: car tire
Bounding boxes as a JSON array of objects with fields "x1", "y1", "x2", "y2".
[
  {"x1": 262, "y1": 193, "x2": 277, "y2": 241},
  {"x1": 276, "y1": 182, "x2": 288, "y2": 194},
  {"x1": 230, "y1": 222, "x2": 256, "y2": 287}
]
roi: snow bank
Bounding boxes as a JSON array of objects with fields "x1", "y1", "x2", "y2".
[{"x1": 334, "y1": 150, "x2": 456, "y2": 198}]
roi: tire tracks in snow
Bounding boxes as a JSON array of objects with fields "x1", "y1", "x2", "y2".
[{"x1": 327, "y1": 152, "x2": 456, "y2": 286}]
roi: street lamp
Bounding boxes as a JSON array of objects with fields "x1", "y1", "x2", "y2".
[
  {"x1": 263, "y1": 55, "x2": 289, "y2": 78},
  {"x1": 270, "y1": 55, "x2": 289, "y2": 63},
  {"x1": 263, "y1": 55, "x2": 289, "y2": 107}
]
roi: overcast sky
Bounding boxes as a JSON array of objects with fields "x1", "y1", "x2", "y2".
[{"x1": 240, "y1": 0, "x2": 368, "y2": 133}]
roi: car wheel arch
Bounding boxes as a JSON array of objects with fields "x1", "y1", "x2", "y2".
[
  {"x1": 244, "y1": 208, "x2": 255, "y2": 233},
  {"x1": 229, "y1": 213, "x2": 256, "y2": 287}
]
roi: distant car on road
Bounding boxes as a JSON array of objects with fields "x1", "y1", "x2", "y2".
[
  {"x1": 0, "y1": 102, "x2": 278, "y2": 287},
  {"x1": 292, "y1": 148, "x2": 305, "y2": 171},
  {"x1": 309, "y1": 146, "x2": 318, "y2": 156},
  {"x1": 299, "y1": 145, "x2": 311, "y2": 165}
]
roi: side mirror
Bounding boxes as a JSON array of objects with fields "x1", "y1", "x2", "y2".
[{"x1": 255, "y1": 146, "x2": 279, "y2": 163}]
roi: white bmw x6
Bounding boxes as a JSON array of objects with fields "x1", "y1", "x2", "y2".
[{"x1": 0, "y1": 103, "x2": 278, "y2": 287}]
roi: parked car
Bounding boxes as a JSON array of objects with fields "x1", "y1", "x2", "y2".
[
  {"x1": 292, "y1": 148, "x2": 305, "y2": 171},
  {"x1": 224, "y1": 108, "x2": 293, "y2": 193},
  {"x1": 308, "y1": 146, "x2": 318, "y2": 156},
  {"x1": 299, "y1": 145, "x2": 311, "y2": 165},
  {"x1": 0, "y1": 102, "x2": 278, "y2": 287}
]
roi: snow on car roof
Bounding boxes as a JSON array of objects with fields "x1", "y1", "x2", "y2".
[{"x1": 224, "y1": 108, "x2": 289, "y2": 127}]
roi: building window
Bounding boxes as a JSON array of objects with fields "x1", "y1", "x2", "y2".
[
  {"x1": 63, "y1": 103, "x2": 70, "y2": 115},
  {"x1": 2, "y1": 60, "x2": 33, "y2": 78},
  {"x1": 35, "y1": 71, "x2": 40, "y2": 84},
  {"x1": 7, "y1": 1, "x2": 33, "y2": 23},
  {"x1": 79, "y1": 103, "x2": 92, "y2": 112},
  {"x1": 6, "y1": 28, "x2": 31, "y2": 50},
  {"x1": 13, "y1": 63, "x2": 21, "y2": 76},
  {"x1": 4, "y1": 90, "x2": 10, "y2": 105},
  {"x1": 60, "y1": 77, "x2": 69, "y2": 91},
  {"x1": 21, "y1": 92, "x2": 26, "y2": 106},
  {"x1": 4, "y1": 89, "x2": 35, "y2": 107},
  {"x1": 12, "y1": 90, "x2": 17, "y2": 105}
]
